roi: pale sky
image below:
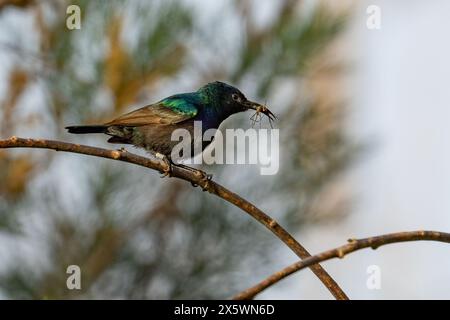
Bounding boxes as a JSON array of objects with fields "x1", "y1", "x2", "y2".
[{"x1": 261, "y1": 0, "x2": 450, "y2": 299}]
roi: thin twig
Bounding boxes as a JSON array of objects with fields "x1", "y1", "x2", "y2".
[
  {"x1": 233, "y1": 230, "x2": 450, "y2": 300},
  {"x1": 0, "y1": 136, "x2": 348, "y2": 300}
]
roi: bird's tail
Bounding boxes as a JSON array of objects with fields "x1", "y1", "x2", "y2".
[{"x1": 65, "y1": 125, "x2": 107, "y2": 134}]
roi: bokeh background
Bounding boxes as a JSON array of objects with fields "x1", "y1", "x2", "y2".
[{"x1": 0, "y1": 0, "x2": 449, "y2": 299}]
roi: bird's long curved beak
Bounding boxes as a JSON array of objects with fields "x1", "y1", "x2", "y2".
[{"x1": 244, "y1": 100, "x2": 264, "y2": 111}]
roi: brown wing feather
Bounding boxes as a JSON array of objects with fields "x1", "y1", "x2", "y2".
[{"x1": 105, "y1": 104, "x2": 193, "y2": 127}]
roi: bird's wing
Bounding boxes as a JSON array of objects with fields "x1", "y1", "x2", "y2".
[{"x1": 105, "y1": 97, "x2": 198, "y2": 127}]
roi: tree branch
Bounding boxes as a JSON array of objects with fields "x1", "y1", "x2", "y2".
[
  {"x1": 0, "y1": 136, "x2": 348, "y2": 300},
  {"x1": 233, "y1": 230, "x2": 450, "y2": 300}
]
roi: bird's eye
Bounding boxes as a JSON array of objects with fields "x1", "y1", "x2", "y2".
[{"x1": 232, "y1": 93, "x2": 240, "y2": 101}]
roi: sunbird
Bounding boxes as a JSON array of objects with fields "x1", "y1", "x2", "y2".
[{"x1": 66, "y1": 81, "x2": 275, "y2": 175}]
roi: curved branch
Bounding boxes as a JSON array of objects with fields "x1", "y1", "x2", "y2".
[
  {"x1": 0, "y1": 136, "x2": 348, "y2": 300},
  {"x1": 233, "y1": 230, "x2": 450, "y2": 300}
]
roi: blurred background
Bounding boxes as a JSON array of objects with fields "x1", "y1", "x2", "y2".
[{"x1": 0, "y1": 0, "x2": 448, "y2": 299}]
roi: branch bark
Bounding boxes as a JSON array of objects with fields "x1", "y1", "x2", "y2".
[
  {"x1": 233, "y1": 230, "x2": 450, "y2": 300},
  {"x1": 0, "y1": 136, "x2": 348, "y2": 300}
]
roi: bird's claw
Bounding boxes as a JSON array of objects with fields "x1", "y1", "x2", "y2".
[
  {"x1": 191, "y1": 170, "x2": 213, "y2": 191},
  {"x1": 202, "y1": 173, "x2": 213, "y2": 191},
  {"x1": 157, "y1": 154, "x2": 172, "y2": 178},
  {"x1": 160, "y1": 166, "x2": 172, "y2": 178}
]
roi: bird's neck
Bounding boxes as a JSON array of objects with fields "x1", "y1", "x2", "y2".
[{"x1": 199, "y1": 104, "x2": 233, "y2": 129}]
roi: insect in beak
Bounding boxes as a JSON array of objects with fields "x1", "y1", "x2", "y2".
[{"x1": 245, "y1": 100, "x2": 277, "y2": 128}]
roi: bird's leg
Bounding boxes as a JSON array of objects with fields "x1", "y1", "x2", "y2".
[
  {"x1": 173, "y1": 163, "x2": 213, "y2": 190},
  {"x1": 155, "y1": 152, "x2": 173, "y2": 178},
  {"x1": 174, "y1": 163, "x2": 201, "y2": 174}
]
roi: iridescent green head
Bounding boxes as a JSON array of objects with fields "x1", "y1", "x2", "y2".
[{"x1": 198, "y1": 81, "x2": 264, "y2": 114}]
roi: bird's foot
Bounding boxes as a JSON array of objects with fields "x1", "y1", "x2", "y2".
[
  {"x1": 193, "y1": 170, "x2": 213, "y2": 191},
  {"x1": 156, "y1": 153, "x2": 172, "y2": 178},
  {"x1": 171, "y1": 163, "x2": 212, "y2": 189}
]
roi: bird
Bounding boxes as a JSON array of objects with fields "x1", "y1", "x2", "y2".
[{"x1": 66, "y1": 81, "x2": 275, "y2": 176}]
